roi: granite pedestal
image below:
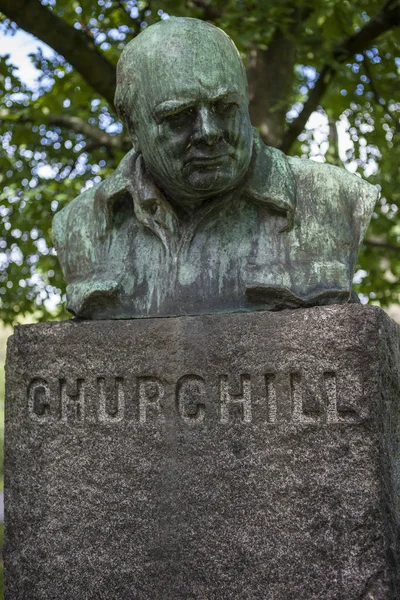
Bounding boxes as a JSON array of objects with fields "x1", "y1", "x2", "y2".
[{"x1": 4, "y1": 305, "x2": 400, "y2": 599}]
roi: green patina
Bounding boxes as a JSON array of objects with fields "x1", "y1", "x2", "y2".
[{"x1": 53, "y1": 18, "x2": 378, "y2": 319}]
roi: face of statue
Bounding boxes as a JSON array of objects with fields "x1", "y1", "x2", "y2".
[{"x1": 123, "y1": 20, "x2": 253, "y2": 209}]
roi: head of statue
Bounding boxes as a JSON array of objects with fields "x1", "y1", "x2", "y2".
[{"x1": 115, "y1": 17, "x2": 253, "y2": 211}]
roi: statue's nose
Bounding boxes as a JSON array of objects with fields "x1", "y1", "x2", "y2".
[{"x1": 192, "y1": 107, "x2": 222, "y2": 145}]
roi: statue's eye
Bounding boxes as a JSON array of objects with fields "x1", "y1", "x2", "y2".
[
  {"x1": 212, "y1": 101, "x2": 237, "y2": 114},
  {"x1": 166, "y1": 108, "x2": 194, "y2": 124}
]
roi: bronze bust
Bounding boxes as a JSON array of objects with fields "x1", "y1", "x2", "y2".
[{"x1": 53, "y1": 18, "x2": 378, "y2": 319}]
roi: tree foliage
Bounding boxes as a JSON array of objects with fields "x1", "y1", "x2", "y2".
[{"x1": 0, "y1": 0, "x2": 399, "y2": 324}]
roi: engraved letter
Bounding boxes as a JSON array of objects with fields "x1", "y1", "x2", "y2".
[
  {"x1": 265, "y1": 373, "x2": 277, "y2": 424},
  {"x1": 60, "y1": 378, "x2": 85, "y2": 422},
  {"x1": 291, "y1": 373, "x2": 318, "y2": 424},
  {"x1": 220, "y1": 375, "x2": 252, "y2": 424},
  {"x1": 98, "y1": 377, "x2": 125, "y2": 423},
  {"x1": 323, "y1": 371, "x2": 360, "y2": 423},
  {"x1": 28, "y1": 378, "x2": 52, "y2": 422},
  {"x1": 324, "y1": 372, "x2": 338, "y2": 424},
  {"x1": 176, "y1": 375, "x2": 206, "y2": 423},
  {"x1": 138, "y1": 377, "x2": 165, "y2": 423}
]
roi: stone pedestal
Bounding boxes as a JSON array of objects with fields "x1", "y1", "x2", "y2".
[{"x1": 4, "y1": 305, "x2": 400, "y2": 599}]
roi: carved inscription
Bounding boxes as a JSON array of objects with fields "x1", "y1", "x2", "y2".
[
  {"x1": 220, "y1": 375, "x2": 252, "y2": 424},
  {"x1": 291, "y1": 372, "x2": 318, "y2": 424},
  {"x1": 323, "y1": 371, "x2": 361, "y2": 423},
  {"x1": 28, "y1": 378, "x2": 51, "y2": 422},
  {"x1": 98, "y1": 377, "x2": 125, "y2": 423},
  {"x1": 265, "y1": 374, "x2": 277, "y2": 424},
  {"x1": 176, "y1": 375, "x2": 206, "y2": 423},
  {"x1": 138, "y1": 377, "x2": 165, "y2": 423},
  {"x1": 60, "y1": 378, "x2": 85, "y2": 422},
  {"x1": 27, "y1": 370, "x2": 366, "y2": 426},
  {"x1": 324, "y1": 371, "x2": 339, "y2": 424}
]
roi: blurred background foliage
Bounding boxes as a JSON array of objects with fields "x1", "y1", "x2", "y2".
[{"x1": 0, "y1": 0, "x2": 399, "y2": 324}]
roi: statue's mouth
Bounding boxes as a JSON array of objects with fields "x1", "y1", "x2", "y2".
[{"x1": 185, "y1": 154, "x2": 230, "y2": 169}]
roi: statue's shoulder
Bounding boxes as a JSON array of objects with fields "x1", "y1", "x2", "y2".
[
  {"x1": 249, "y1": 135, "x2": 377, "y2": 226},
  {"x1": 53, "y1": 148, "x2": 137, "y2": 254},
  {"x1": 288, "y1": 156, "x2": 378, "y2": 205},
  {"x1": 53, "y1": 185, "x2": 99, "y2": 249},
  {"x1": 287, "y1": 156, "x2": 379, "y2": 243},
  {"x1": 52, "y1": 184, "x2": 107, "y2": 289}
]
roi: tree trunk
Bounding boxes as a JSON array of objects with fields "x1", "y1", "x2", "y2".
[{"x1": 247, "y1": 30, "x2": 297, "y2": 149}]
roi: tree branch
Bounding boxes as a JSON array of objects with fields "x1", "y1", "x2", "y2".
[
  {"x1": 0, "y1": 0, "x2": 117, "y2": 106},
  {"x1": 49, "y1": 115, "x2": 131, "y2": 150},
  {"x1": 113, "y1": 0, "x2": 143, "y2": 35},
  {"x1": 335, "y1": 0, "x2": 400, "y2": 58},
  {"x1": 281, "y1": 0, "x2": 400, "y2": 153},
  {"x1": 0, "y1": 111, "x2": 131, "y2": 151},
  {"x1": 363, "y1": 54, "x2": 385, "y2": 106},
  {"x1": 364, "y1": 239, "x2": 400, "y2": 253}
]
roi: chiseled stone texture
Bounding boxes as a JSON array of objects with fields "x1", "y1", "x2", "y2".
[{"x1": 4, "y1": 305, "x2": 400, "y2": 599}]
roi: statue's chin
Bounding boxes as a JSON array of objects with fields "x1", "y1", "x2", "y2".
[{"x1": 183, "y1": 168, "x2": 234, "y2": 195}]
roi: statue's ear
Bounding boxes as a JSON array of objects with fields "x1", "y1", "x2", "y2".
[
  {"x1": 129, "y1": 130, "x2": 139, "y2": 153},
  {"x1": 124, "y1": 115, "x2": 139, "y2": 152},
  {"x1": 119, "y1": 109, "x2": 139, "y2": 152}
]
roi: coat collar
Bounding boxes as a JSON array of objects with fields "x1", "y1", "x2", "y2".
[{"x1": 94, "y1": 130, "x2": 296, "y2": 244}]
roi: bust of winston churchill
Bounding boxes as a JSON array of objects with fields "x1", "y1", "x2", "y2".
[{"x1": 53, "y1": 17, "x2": 378, "y2": 319}]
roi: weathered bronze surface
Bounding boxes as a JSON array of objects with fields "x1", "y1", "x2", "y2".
[{"x1": 53, "y1": 17, "x2": 378, "y2": 319}]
